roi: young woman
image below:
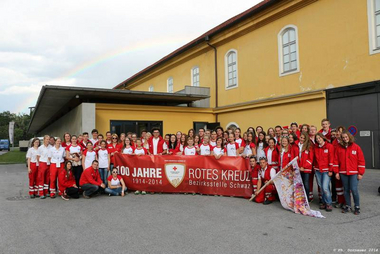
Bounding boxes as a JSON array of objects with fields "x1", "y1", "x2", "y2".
[
  {"x1": 256, "y1": 126, "x2": 263, "y2": 136},
  {"x1": 289, "y1": 133, "x2": 299, "y2": 157},
  {"x1": 334, "y1": 130, "x2": 365, "y2": 215},
  {"x1": 234, "y1": 128, "x2": 246, "y2": 148},
  {"x1": 267, "y1": 127, "x2": 275, "y2": 138},
  {"x1": 26, "y1": 138, "x2": 40, "y2": 198},
  {"x1": 256, "y1": 131, "x2": 268, "y2": 160},
  {"x1": 133, "y1": 139, "x2": 148, "y2": 155},
  {"x1": 188, "y1": 129, "x2": 195, "y2": 138},
  {"x1": 242, "y1": 132, "x2": 256, "y2": 158},
  {"x1": 223, "y1": 131, "x2": 229, "y2": 146},
  {"x1": 179, "y1": 134, "x2": 187, "y2": 153},
  {"x1": 194, "y1": 135, "x2": 200, "y2": 148},
  {"x1": 98, "y1": 140, "x2": 110, "y2": 189},
  {"x1": 48, "y1": 137, "x2": 66, "y2": 198},
  {"x1": 176, "y1": 131, "x2": 182, "y2": 141},
  {"x1": 314, "y1": 133, "x2": 334, "y2": 212},
  {"x1": 65, "y1": 135, "x2": 83, "y2": 188},
  {"x1": 247, "y1": 127, "x2": 255, "y2": 134},
  {"x1": 167, "y1": 134, "x2": 180, "y2": 155},
  {"x1": 59, "y1": 161, "x2": 79, "y2": 200},
  {"x1": 82, "y1": 141, "x2": 97, "y2": 169},
  {"x1": 242, "y1": 132, "x2": 248, "y2": 144},
  {"x1": 301, "y1": 124, "x2": 310, "y2": 134},
  {"x1": 108, "y1": 133, "x2": 121, "y2": 171},
  {"x1": 212, "y1": 137, "x2": 226, "y2": 159},
  {"x1": 198, "y1": 135, "x2": 212, "y2": 156},
  {"x1": 210, "y1": 130, "x2": 217, "y2": 147},
  {"x1": 131, "y1": 133, "x2": 138, "y2": 148},
  {"x1": 122, "y1": 137, "x2": 133, "y2": 155},
  {"x1": 61, "y1": 132, "x2": 71, "y2": 148},
  {"x1": 183, "y1": 137, "x2": 197, "y2": 156},
  {"x1": 105, "y1": 168, "x2": 127, "y2": 196},
  {"x1": 298, "y1": 132, "x2": 314, "y2": 201},
  {"x1": 93, "y1": 134, "x2": 103, "y2": 151},
  {"x1": 278, "y1": 136, "x2": 295, "y2": 171},
  {"x1": 37, "y1": 135, "x2": 52, "y2": 199},
  {"x1": 143, "y1": 132, "x2": 152, "y2": 151},
  {"x1": 226, "y1": 133, "x2": 241, "y2": 157},
  {"x1": 264, "y1": 138, "x2": 279, "y2": 172}
]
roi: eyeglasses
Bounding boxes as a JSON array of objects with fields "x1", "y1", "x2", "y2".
[
  {"x1": 112, "y1": 171, "x2": 117, "y2": 173},
  {"x1": 112, "y1": 137, "x2": 118, "y2": 140}
]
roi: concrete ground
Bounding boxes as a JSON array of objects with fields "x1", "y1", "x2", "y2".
[
  {"x1": 1, "y1": 164, "x2": 379, "y2": 254},
  {"x1": 0, "y1": 150, "x2": 8, "y2": 156}
]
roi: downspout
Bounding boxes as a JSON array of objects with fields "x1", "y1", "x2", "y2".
[{"x1": 205, "y1": 36, "x2": 218, "y2": 123}]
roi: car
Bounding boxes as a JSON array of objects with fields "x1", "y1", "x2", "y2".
[{"x1": 0, "y1": 139, "x2": 10, "y2": 151}]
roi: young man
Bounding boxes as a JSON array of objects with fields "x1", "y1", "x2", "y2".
[
  {"x1": 309, "y1": 125, "x2": 318, "y2": 145},
  {"x1": 90, "y1": 129, "x2": 99, "y2": 145},
  {"x1": 290, "y1": 122, "x2": 301, "y2": 138},
  {"x1": 79, "y1": 132, "x2": 89, "y2": 150},
  {"x1": 215, "y1": 126, "x2": 224, "y2": 138},
  {"x1": 274, "y1": 125, "x2": 283, "y2": 144},
  {"x1": 80, "y1": 160, "x2": 105, "y2": 198},
  {"x1": 254, "y1": 157, "x2": 277, "y2": 205},
  {"x1": 106, "y1": 131, "x2": 112, "y2": 144},
  {"x1": 319, "y1": 118, "x2": 332, "y2": 142},
  {"x1": 49, "y1": 136, "x2": 56, "y2": 147},
  {"x1": 140, "y1": 129, "x2": 147, "y2": 144},
  {"x1": 198, "y1": 128, "x2": 205, "y2": 141},
  {"x1": 148, "y1": 128, "x2": 166, "y2": 155}
]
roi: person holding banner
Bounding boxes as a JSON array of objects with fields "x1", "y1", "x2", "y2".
[
  {"x1": 80, "y1": 160, "x2": 105, "y2": 199},
  {"x1": 249, "y1": 156, "x2": 260, "y2": 194},
  {"x1": 334, "y1": 130, "x2": 365, "y2": 215},
  {"x1": 297, "y1": 132, "x2": 314, "y2": 201},
  {"x1": 122, "y1": 137, "x2": 133, "y2": 155},
  {"x1": 278, "y1": 136, "x2": 295, "y2": 170},
  {"x1": 37, "y1": 135, "x2": 51, "y2": 199},
  {"x1": 148, "y1": 128, "x2": 166, "y2": 155},
  {"x1": 167, "y1": 134, "x2": 180, "y2": 155},
  {"x1": 242, "y1": 132, "x2": 256, "y2": 158},
  {"x1": 212, "y1": 137, "x2": 226, "y2": 159},
  {"x1": 48, "y1": 138, "x2": 66, "y2": 198},
  {"x1": 255, "y1": 157, "x2": 277, "y2": 205},
  {"x1": 314, "y1": 133, "x2": 334, "y2": 211},
  {"x1": 226, "y1": 133, "x2": 241, "y2": 157},
  {"x1": 198, "y1": 135, "x2": 212, "y2": 156},
  {"x1": 26, "y1": 138, "x2": 40, "y2": 198},
  {"x1": 183, "y1": 137, "x2": 197, "y2": 155},
  {"x1": 265, "y1": 138, "x2": 279, "y2": 172}
]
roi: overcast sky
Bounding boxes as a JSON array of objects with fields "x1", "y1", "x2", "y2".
[{"x1": 0, "y1": 0, "x2": 261, "y2": 114}]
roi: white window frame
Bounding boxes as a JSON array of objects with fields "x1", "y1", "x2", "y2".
[
  {"x1": 191, "y1": 66, "x2": 200, "y2": 87},
  {"x1": 224, "y1": 49, "x2": 238, "y2": 90},
  {"x1": 149, "y1": 85, "x2": 154, "y2": 92},
  {"x1": 167, "y1": 77, "x2": 173, "y2": 93},
  {"x1": 367, "y1": 0, "x2": 380, "y2": 55},
  {"x1": 278, "y1": 25, "x2": 300, "y2": 77},
  {"x1": 226, "y1": 122, "x2": 239, "y2": 130}
]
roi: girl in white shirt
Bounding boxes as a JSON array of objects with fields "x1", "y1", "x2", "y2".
[
  {"x1": 256, "y1": 131, "x2": 268, "y2": 160},
  {"x1": 98, "y1": 140, "x2": 110, "y2": 189},
  {"x1": 243, "y1": 132, "x2": 257, "y2": 158},
  {"x1": 212, "y1": 137, "x2": 226, "y2": 159},
  {"x1": 184, "y1": 137, "x2": 197, "y2": 156},
  {"x1": 82, "y1": 142, "x2": 97, "y2": 169},
  {"x1": 122, "y1": 137, "x2": 133, "y2": 155},
  {"x1": 210, "y1": 131, "x2": 217, "y2": 147},
  {"x1": 26, "y1": 138, "x2": 40, "y2": 198},
  {"x1": 48, "y1": 138, "x2": 66, "y2": 198},
  {"x1": 133, "y1": 139, "x2": 148, "y2": 155},
  {"x1": 65, "y1": 135, "x2": 82, "y2": 188},
  {"x1": 226, "y1": 133, "x2": 241, "y2": 157},
  {"x1": 198, "y1": 135, "x2": 212, "y2": 156}
]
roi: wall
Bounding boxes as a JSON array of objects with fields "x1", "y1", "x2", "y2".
[
  {"x1": 38, "y1": 103, "x2": 96, "y2": 137},
  {"x1": 95, "y1": 103, "x2": 215, "y2": 135}
]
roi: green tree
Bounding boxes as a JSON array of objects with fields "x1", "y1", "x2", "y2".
[{"x1": 0, "y1": 111, "x2": 34, "y2": 145}]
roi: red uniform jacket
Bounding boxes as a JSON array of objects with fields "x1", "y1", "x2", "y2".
[
  {"x1": 148, "y1": 136, "x2": 165, "y2": 155},
  {"x1": 264, "y1": 147, "x2": 279, "y2": 169},
  {"x1": 298, "y1": 147, "x2": 314, "y2": 173},
  {"x1": 107, "y1": 143, "x2": 122, "y2": 164},
  {"x1": 58, "y1": 169, "x2": 76, "y2": 193},
  {"x1": 333, "y1": 143, "x2": 365, "y2": 175},
  {"x1": 314, "y1": 142, "x2": 334, "y2": 173},
  {"x1": 278, "y1": 146, "x2": 296, "y2": 169},
  {"x1": 318, "y1": 128, "x2": 332, "y2": 142},
  {"x1": 79, "y1": 166, "x2": 103, "y2": 186}
]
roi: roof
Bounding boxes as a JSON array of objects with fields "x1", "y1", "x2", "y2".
[
  {"x1": 113, "y1": 0, "x2": 278, "y2": 89},
  {"x1": 28, "y1": 85, "x2": 209, "y2": 133}
]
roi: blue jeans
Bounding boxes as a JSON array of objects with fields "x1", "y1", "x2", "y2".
[
  {"x1": 315, "y1": 171, "x2": 332, "y2": 205},
  {"x1": 340, "y1": 174, "x2": 360, "y2": 208},
  {"x1": 300, "y1": 172, "x2": 310, "y2": 201},
  {"x1": 98, "y1": 168, "x2": 108, "y2": 188},
  {"x1": 105, "y1": 187, "x2": 127, "y2": 196}
]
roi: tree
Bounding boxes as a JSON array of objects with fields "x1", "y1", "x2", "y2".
[{"x1": 0, "y1": 111, "x2": 34, "y2": 145}]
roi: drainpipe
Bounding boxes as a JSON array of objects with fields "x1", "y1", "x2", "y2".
[{"x1": 205, "y1": 36, "x2": 218, "y2": 123}]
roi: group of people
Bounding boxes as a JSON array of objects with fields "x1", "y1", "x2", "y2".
[{"x1": 26, "y1": 119, "x2": 365, "y2": 215}]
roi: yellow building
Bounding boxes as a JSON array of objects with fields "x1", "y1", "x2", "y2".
[{"x1": 29, "y1": 0, "x2": 380, "y2": 168}]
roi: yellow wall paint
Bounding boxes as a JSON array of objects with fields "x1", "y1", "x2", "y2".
[{"x1": 95, "y1": 104, "x2": 215, "y2": 135}]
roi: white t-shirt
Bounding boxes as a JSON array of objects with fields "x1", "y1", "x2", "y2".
[
  {"x1": 152, "y1": 138, "x2": 160, "y2": 155},
  {"x1": 210, "y1": 140, "x2": 217, "y2": 147},
  {"x1": 49, "y1": 146, "x2": 65, "y2": 165},
  {"x1": 66, "y1": 144, "x2": 82, "y2": 155},
  {"x1": 89, "y1": 138, "x2": 98, "y2": 145},
  {"x1": 226, "y1": 143, "x2": 239, "y2": 156},
  {"x1": 26, "y1": 147, "x2": 39, "y2": 163},
  {"x1": 98, "y1": 148, "x2": 109, "y2": 168},
  {"x1": 243, "y1": 143, "x2": 255, "y2": 156},
  {"x1": 199, "y1": 144, "x2": 212, "y2": 155},
  {"x1": 184, "y1": 146, "x2": 196, "y2": 156},
  {"x1": 235, "y1": 138, "x2": 244, "y2": 148},
  {"x1": 298, "y1": 143, "x2": 303, "y2": 158},
  {"x1": 38, "y1": 144, "x2": 51, "y2": 163},
  {"x1": 267, "y1": 148, "x2": 273, "y2": 165},
  {"x1": 84, "y1": 150, "x2": 97, "y2": 169},
  {"x1": 123, "y1": 147, "x2": 133, "y2": 155},
  {"x1": 256, "y1": 143, "x2": 266, "y2": 159},
  {"x1": 212, "y1": 146, "x2": 226, "y2": 156},
  {"x1": 110, "y1": 177, "x2": 121, "y2": 186},
  {"x1": 134, "y1": 147, "x2": 146, "y2": 155}
]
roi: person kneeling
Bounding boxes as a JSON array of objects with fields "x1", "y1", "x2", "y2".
[
  {"x1": 59, "y1": 161, "x2": 79, "y2": 200},
  {"x1": 105, "y1": 169, "x2": 127, "y2": 196},
  {"x1": 79, "y1": 160, "x2": 105, "y2": 198},
  {"x1": 254, "y1": 157, "x2": 277, "y2": 205}
]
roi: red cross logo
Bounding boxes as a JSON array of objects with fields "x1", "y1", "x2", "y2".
[{"x1": 173, "y1": 166, "x2": 177, "y2": 171}]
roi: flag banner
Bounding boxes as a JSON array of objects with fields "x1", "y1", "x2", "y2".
[
  {"x1": 114, "y1": 153, "x2": 253, "y2": 198},
  {"x1": 273, "y1": 159, "x2": 325, "y2": 218}
]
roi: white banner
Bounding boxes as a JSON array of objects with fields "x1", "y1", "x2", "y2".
[{"x1": 9, "y1": 121, "x2": 15, "y2": 145}]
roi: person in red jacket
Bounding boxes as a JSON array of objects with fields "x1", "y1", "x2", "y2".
[
  {"x1": 290, "y1": 122, "x2": 301, "y2": 138},
  {"x1": 331, "y1": 126, "x2": 346, "y2": 208},
  {"x1": 278, "y1": 136, "x2": 295, "y2": 170},
  {"x1": 80, "y1": 160, "x2": 105, "y2": 198},
  {"x1": 334, "y1": 130, "x2": 365, "y2": 215},
  {"x1": 314, "y1": 133, "x2": 334, "y2": 211},
  {"x1": 264, "y1": 138, "x2": 279, "y2": 172},
  {"x1": 59, "y1": 161, "x2": 79, "y2": 200},
  {"x1": 108, "y1": 133, "x2": 122, "y2": 172},
  {"x1": 148, "y1": 128, "x2": 166, "y2": 155},
  {"x1": 298, "y1": 132, "x2": 314, "y2": 201},
  {"x1": 249, "y1": 156, "x2": 260, "y2": 194},
  {"x1": 319, "y1": 118, "x2": 332, "y2": 142},
  {"x1": 254, "y1": 157, "x2": 277, "y2": 205},
  {"x1": 167, "y1": 134, "x2": 181, "y2": 155}
]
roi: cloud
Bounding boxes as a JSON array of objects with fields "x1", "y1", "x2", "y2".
[{"x1": 0, "y1": 78, "x2": 77, "y2": 95}]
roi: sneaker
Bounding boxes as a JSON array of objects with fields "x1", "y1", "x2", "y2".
[
  {"x1": 40, "y1": 195, "x2": 46, "y2": 199},
  {"x1": 342, "y1": 206, "x2": 351, "y2": 214},
  {"x1": 326, "y1": 204, "x2": 333, "y2": 212},
  {"x1": 354, "y1": 206, "x2": 360, "y2": 215},
  {"x1": 319, "y1": 204, "x2": 326, "y2": 210},
  {"x1": 150, "y1": 192, "x2": 155, "y2": 195},
  {"x1": 141, "y1": 191, "x2": 146, "y2": 195},
  {"x1": 82, "y1": 192, "x2": 90, "y2": 199},
  {"x1": 35, "y1": 195, "x2": 40, "y2": 198},
  {"x1": 263, "y1": 200, "x2": 272, "y2": 205},
  {"x1": 135, "y1": 191, "x2": 141, "y2": 195},
  {"x1": 30, "y1": 195, "x2": 35, "y2": 199},
  {"x1": 61, "y1": 194, "x2": 69, "y2": 201},
  {"x1": 50, "y1": 194, "x2": 56, "y2": 199},
  {"x1": 192, "y1": 193, "x2": 196, "y2": 196}
]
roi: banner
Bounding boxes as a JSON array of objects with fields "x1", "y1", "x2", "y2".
[
  {"x1": 273, "y1": 159, "x2": 325, "y2": 218},
  {"x1": 114, "y1": 153, "x2": 252, "y2": 198},
  {"x1": 9, "y1": 121, "x2": 14, "y2": 145}
]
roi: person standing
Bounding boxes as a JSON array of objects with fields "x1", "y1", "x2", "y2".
[
  {"x1": 334, "y1": 130, "x2": 365, "y2": 215},
  {"x1": 80, "y1": 160, "x2": 105, "y2": 198},
  {"x1": 264, "y1": 138, "x2": 279, "y2": 172},
  {"x1": 97, "y1": 140, "x2": 110, "y2": 189},
  {"x1": 26, "y1": 138, "x2": 40, "y2": 198},
  {"x1": 65, "y1": 135, "x2": 83, "y2": 188},
  {"x1": 37, "y1": 135, "x2": 51, "y2": 199},
  {"x1": 48, "y1": 138, "x2": 66, "y2": 198},
  {"x1": 90, "y1": 129, "x2": 99, "y2": 145},
  {"x1": 82, "y1": 142, "x2": 97, "y2": 169},
  {"x1": 298, "y1": 132, "x2": 314, "y2": 201},
  {"x1": 148, "y1": 128, "x2": 166, "y2": 155},
  {"x1": 319, "y1": 118, "x2": 332, "y2": 142}
]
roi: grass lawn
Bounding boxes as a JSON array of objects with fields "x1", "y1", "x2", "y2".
[{"x1": 0, "y1": 148, "x2": 26, "y2": 164}]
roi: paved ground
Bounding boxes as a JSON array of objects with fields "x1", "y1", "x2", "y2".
[
  {"x1": 0, "y1": 164, "x2": 379, "y2": 254},
  {"x1": 0, "y1": 150, "x2": 8, "y2": 156}
]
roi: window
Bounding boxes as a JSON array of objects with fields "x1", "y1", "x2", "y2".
[
  {"x1": 149, "y1": 85, "x2": 154, "y2": 92},
  {"x1": 225, "y1": 49, "x2": 238, "y2": 89},
  {"x1": 110, "y1": 120, "x2": 163, "y2": 136},
  {"x1": 167, "y1": 77, "x2": 173, "y2": 93},
  {"x1": 191, "y1": 66, "x2": 200, "y2": 87},
  {"x1": 193, "y1": 122, "x2": 208, "y2": 133},
  {"x1": 367, "y1": 0, "x2": 380, "y2": 55},
  {"x1": 278, "y1": 25, "x2": 300, "y2": 76}
]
